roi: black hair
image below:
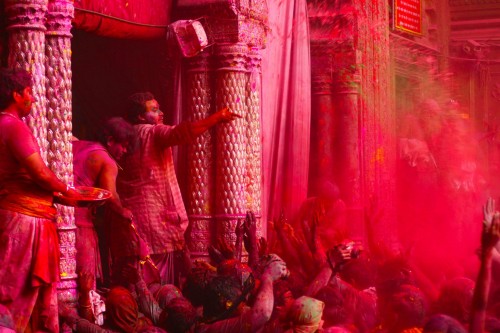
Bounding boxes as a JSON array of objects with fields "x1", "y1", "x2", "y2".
[
  {"x1": 126, "y1": 92, "x2": 155, "y2": 124},
  {"x1": 0, "y1": 68, "x2": 32, "y2": 110},
  {"x1": 96, "y1": 117, "x2": 135, "y2": 147},
  {"x1": 160, "y1": 297, "x2": 198, "y2": 333}
]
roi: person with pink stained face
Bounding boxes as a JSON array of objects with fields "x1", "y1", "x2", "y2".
[
  {"x1": 0, "y1": 68, "x2": 78, "y2": 331},
  {"x1": 115, "y1": 92, "x2": 240, "y2": 287},
  {"x1": 72, "y1": 117, "x2": 136, "y2": 293}
]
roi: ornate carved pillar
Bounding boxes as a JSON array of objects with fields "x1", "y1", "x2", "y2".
[
  {"x1": 177, "y1": 0, "x2": 267, "y2": 256},
  {"x1": 6, "y1": 0, "x2": 49, "y2": 160},
  {"x1": 186, "y1": 51, "x2": 215, "y2": 261},
  {"x1": 214, "y1": 43, "x2": 248, "y2": 246},
  {"x1": 310, "y1": 40, "x2": 336, "y2": 194},
  {"x1": 45, "y1": 0, "x2": 76, "y2": 306},
  {"x1": 245, "y1": 48, "x2": 263, "y2": 238}
]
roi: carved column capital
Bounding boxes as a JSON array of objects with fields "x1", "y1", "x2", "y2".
[
  {"x1": 215, "y1": 43, "x2": 248, "y2": 72},
  {"x1": 5, "y1": 0, "x2": 48, "y2": 31},
  {"x1": 176, "y1": 0, "x2": 269, "y2": 48},
  {"x1": 46, "y1": 0, "x2": 74, "y2": 37}
]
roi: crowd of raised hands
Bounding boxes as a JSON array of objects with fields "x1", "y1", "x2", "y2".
[{"x1": 55, "y1": 198, "x2": 500, "y2": 333}]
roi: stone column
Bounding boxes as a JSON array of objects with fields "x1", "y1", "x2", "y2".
[
  {"x1": 6, "y1": 0, "x2": 49, "y2": 159},
  {"x1": 186, "y1": 51, "x2": 215, "y2": 261},
  {"x1": 310, "y1": 40, "x2": 336, "y2": 194},
  {"x1": 45, "y1": 0, "x2": 76, "y2": 306},
  {"x1": 245, "y1": 47, "x2": 263, "y2": 238},
  {"x1": 214, "y1": 43, "x2": 248, "y2": 247},
  {"x1": 176, "y1": 0, "x2": 268, "y2": 256},
  {"x1": 333, "y1": 63, "x2": 363, "y2": 235}
]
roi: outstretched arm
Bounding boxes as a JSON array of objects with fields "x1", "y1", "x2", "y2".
[{"x1": 190, "y1": 107, "x2": 241, "y2": 136}]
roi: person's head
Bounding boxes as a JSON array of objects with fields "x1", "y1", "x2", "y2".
[
  {"x1": 159, "y1": 297, "x2": 198, "y2": 333},
  {"x1": 316, "y1": 179, "x2": 341, "y2": 202},
  {"x1": 155, "y1": 284, "x2": 183, "y2": 310},
  {"x1": 203, "y1": 275, "x2": 243, "y2": 319},
  {"x1": 376, "y1": 256, "x2": 416, "y2": 298},
  {"x1": 217, "y1": 259, "x2": 255, "y2": 295},
  {"x1": 423, "y1": 314, "x2": 467, "y2": 333},
  {"x1": 183, "y1": 263, "x2": 217, "y2": 307},
  {"x1": 434, "y1": 277, "x2": 474, "y2": 324},
  {"x1": 339, "y1": 257, "x2": 375, "y2": 290},
  {"x1": 382, "y1": 284, "x2": 427, "y2": 332},
  {"x1": 287, "y1": 296, "x2": 325, "y2": 332},
  {"x1": 105, "y1": 286, "x2": 140, "y2": 332},
  {"x1": 126, "y1": 92, "x2": 163, "y2": 125},
  {"x1": 0, "y1": 68, "x2": 34, "y2": 116},
  {"x1": 97, "y1": 117, "x2": 135, "y2": 161}
]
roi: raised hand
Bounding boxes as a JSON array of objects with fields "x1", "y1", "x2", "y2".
[
  {"x1": 217, "y1": 107, "x2": 242, "y2": 123},
  {"x1": 261, "y1": 254, "x2": 290, "y2": 281},
  {"x1": 483, "y1": 197, "x2": 496, "y2": 226},
  {"x1": 482, "y1": 211, "x2": 500, "y2": 254},
  {"x1": 234, "y1": 219, "x2": 244, "y2": 260},
  {"x1": 243, "y1": 211, "x2": 257, "y2": 251},
  {"x1": 208, "y1": 244, "x2": 225, "y2": 264},
  {"x1": 258, "y1": 237, "x2": 268, "y2": 258},
  {"x1": 326, "y1": 243, "x2": 352, "y2": 271},
  {"x1": 217, "y1": 238, "x2": 235, "y2": 260}
]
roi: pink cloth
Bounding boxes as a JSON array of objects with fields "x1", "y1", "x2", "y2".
[
  {"x1": 73, "y1": 140, "x2": 110, "y2": 281},
  {"x1": 117, "y1": 122, "x2": 194, "y2": 255},
  {"x1": 261, "y1": 0, "x2": 311, "y2": 227},
  {"x1": 0, "y1": 209, "x2": 59, "y2": 332}
]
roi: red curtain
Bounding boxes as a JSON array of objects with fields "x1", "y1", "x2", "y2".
[{"x1": 73, "y1": 0, "x2": 172, "y2": 39}]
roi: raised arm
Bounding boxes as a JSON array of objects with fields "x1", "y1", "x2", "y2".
[
  {"x1": 190, "y1": 107, "x2": 241, "y2": 136},
  {"x1": 243, "y1": 211, "x2": 259, "y2": 268},
  {"x1": 470, "y1": 198, "x2": 500, "y2": 333},
  {"x1": 249, "y1": 255, "x2": 289, "y2": 331}
]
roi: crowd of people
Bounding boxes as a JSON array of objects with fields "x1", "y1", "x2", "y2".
[{"x1": 1, "y1": 68, "x2": 500, "y2": 332}]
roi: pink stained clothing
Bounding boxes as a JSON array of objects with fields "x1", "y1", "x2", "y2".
[
  {"x1": 0, "y1": 114, "x2": 54, "y2": 205},
  {"x1": 0, "y1": 113, "x2": 60, "y2": 332},
  {"x1": 116, "y1": 122, "x2": 194, "y2": 255},
  {"x1": 73, "y1": 140, "x2": 111, "y2": 282},
  {"x1": 0, "y1": 209, "x2": 59, "y2": 332}
]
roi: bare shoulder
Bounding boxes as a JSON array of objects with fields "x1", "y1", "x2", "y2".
[{"x1": 87, "y1": 150, "x2": 117, "y2": 171}]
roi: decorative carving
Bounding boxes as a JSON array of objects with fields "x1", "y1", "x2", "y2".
[
  {"x1": 215, "y1": 44, "x2": 248, "y2": 242},
  {"x1": 45, "y1": 0, "x2": 76, "y2": 306},
  {"x1": 186, "y1": 52, "x2": 215, "y2": 260},
  {"x1": 176, "y1": 0, "x2": 269, "y2": 48},
  {"x1": 46, "y1": 0, "x2": 74, "y2": 37},
  {"x1": 6, "y1": 0, "x2": 49, "y2": 161},
  {"x1": 245, "y1": 47, "x2": 262, "y2": 238}
]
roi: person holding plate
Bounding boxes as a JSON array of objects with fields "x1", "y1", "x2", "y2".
[{"x1": 0, "y1": 68, "x2": 78, "y2": 331}]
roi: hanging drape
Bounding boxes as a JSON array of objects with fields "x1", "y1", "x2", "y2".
[{"x1": 261, "y1": 0, "x2": 311, "y2": 224}]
